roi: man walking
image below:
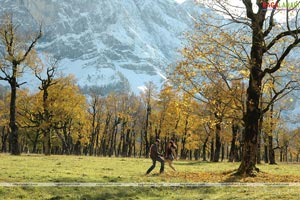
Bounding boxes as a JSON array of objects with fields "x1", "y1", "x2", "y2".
[{"x1": 146, "y1": 139, "x2": 164, "y2": 175}]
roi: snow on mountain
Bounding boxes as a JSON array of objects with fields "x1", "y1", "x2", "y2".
[{"x1": 0, "y1": 0, "x2": 205, "y2": 93}]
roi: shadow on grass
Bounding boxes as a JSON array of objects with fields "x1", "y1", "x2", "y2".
[
  {"x1": 222, "y1": 170, "x2": 244, "y2": 182},
  {"x1": 175, "y1": 161, "x2": 209, "y2": 166},
  {"x1": 49, "y1": 177, "x2": 88, "y2": 183},
  {"x1": 78, "y1": 187, "x2": 219, "y2": 200},
  {"x1": 79, "y1": 187, "x2": 161, "y2": 200},
  {"x1": 0, "y1": 186, "x2": 226, "y2": 200},
  {"x1": 222, "y1": 169, "x2": 264, "y2": 182},
  {"x1": 50, "y1": 175, "x2": 123, "y2": 183}
]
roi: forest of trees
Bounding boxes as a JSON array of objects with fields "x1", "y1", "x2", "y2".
[
  {"x1": 2, "y1": 77, "x2": 300, "y2": 164},
  {"x1": 1, "y1": 72, "x2": 300, "y2": 164},
  {"x1": 1, "y1": 0, "x2": 300, "y2": 176}
]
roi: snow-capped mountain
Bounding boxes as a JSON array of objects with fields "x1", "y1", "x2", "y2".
[{"x1": 0, "y1": 0, "x2": 206, "y2": 93}]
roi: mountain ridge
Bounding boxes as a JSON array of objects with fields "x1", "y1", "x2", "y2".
[{"x1": 0, "y1": 0, "x2": 204, "y2": 93}]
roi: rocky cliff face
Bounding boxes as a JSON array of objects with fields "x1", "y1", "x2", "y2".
[{"x1": 0, "y1": 0, "x2": 205, "y2": 93}]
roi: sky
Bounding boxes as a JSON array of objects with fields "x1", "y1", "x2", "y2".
[
  {"x1": 175, "y1": 0, "x2": 186, "y2": 3},
  {"x1": 177, "y1": 0, "x2": 298, "y2": 22}
]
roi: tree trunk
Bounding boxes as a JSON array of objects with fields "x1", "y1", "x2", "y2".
[
  {"x1": 280, "y1": 147, "x2": 283, "y2": 162},
  {"x1": 229, "y1": 123, "x2": 238, "y2": 162},
  {"x1": 90, "y1": 119, "x2": 100, "y2": 156},
  {"x1": 89, "y1": 130, "x2": 96, "y2": 156},
  {"x1": 238, "y1": 87, "x2": 261, "y2": 173},
  {"x1": 202, "y1": 136, "x2": 208, "y2": 161},
  {"x1": 213, "y1": 123, "x2": 221, "y2": 162},
  {"x1": 139, "y1": 130, "x2": 143, "y2": 158},
  {"x1": 257, "y1": 117, "x2": 262, "y2": 164},
  {"x1": 144, "y1": 105, "x2": 151, "y2": 157},
  {"x1": 268, "y1": 134, "x2": 276, "y2": 164},
  {"x1": 9, "y1": 71, "x2": 20, "y2": 155},
  {"x1": 221, "y1": 143, "x2": 225, "y2": 162},
  {"x1": 117, "y1": 125, "x2": 124, "y2": 157},
  {"x1": 109, "y1": 124, "x2": 117, "y2": 157},
  {"x1": 180, "y1": 137, "x2": 187, "y2": 159},
  {"x1": 95, "y1": 124, "x2": 100, "y2": 156},
  {"x1": 181, "y1": 115, "x2": 189, "y2": 159},
  {"x1": 1, "y1": 126, "x2": 8, "y2": 152},
  {"x1": 128, "y1": 129, "x2": 134, "y2": 157},
  {"x1": 237, "y1": 14, "x2": 265, "y2": 175},
  {"x1": 238, "y1": 100, "x2": 261, "y2": 175},
  {"x1": 74, "y1": 140, "x2": 81, "y2": 155},
  {"x1": 89, "y1": 99, "x2": 97, "y2": 156},
  {"x1": 189, "y1": 150, "x2": 192, "y2": 160},
  {"x1": 268, "y1": 103, "x2": 276, "y2": 164},
  {"x1": 264, "y1": 144, "x2": 269, "y2": 163},
  {"x1": 57, "y1": 124, "x2": 74, "y2": 155},
  {"x1": 30, "y1": 130, "x2": 41, "y2": 154},
  {"x1": 284, "y1": 145, "x2": 288, "y2": 162},
  {"x1": 41, "y1": 84, "x2": 53, "y2": 156},
  {"x1": 100, "y1": 114, "x2": 110, "y2": 156},
  {"x1": 226, "y1": 143, "x2": 229, "y2": 160},
  {"x1": 122, "y1": 128, "x2": 130, "y2": 157},
  {"x1": 194, "y1": 149, "x2": 200, "y2": 160},
  {"x1": 210, "y1": 138, "x2": 214, "y2": 161},
  {"x1": 133, "y1": 131, "x2": 136, "y2": 157},
  {"x1": 43, "y1": 129, "x2": 51, "y2": 156}
]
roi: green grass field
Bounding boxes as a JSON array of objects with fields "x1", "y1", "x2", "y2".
[{"x1": 1, "y1": 154, "x2": 300, "y2": 200}]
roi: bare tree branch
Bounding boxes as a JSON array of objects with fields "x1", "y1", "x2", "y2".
[
  {"x1": 18, "y1": 27, "x2": 42, "y2": 64},
  {"x1": 263, "y1": 38, "x2": 300, "y2": 76},
  {"x1": 263, "y1": 0, "x2": 281, "y2": 37},
  {"x1": 262, "y1": 78, "x2": 299, "y2": 114},
  {"x1": 265, "y1": 29, "x2": 300, "y2": 52}
]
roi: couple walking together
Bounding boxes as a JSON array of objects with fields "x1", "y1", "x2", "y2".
[{"x1": 146, "y1": 139, "x2": 177, "y2": 175}]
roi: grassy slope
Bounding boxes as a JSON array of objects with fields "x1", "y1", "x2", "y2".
[{"x1": 1, "y1": 154, "x2": 300, "y2": 200}]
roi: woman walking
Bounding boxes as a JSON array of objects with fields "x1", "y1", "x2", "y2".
[{"x1": 165, "y1": 140, "x2": 177, "y2": 171}]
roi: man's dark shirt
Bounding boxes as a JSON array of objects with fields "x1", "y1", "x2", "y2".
[{"x1": 150, "y1": 143, "x2": 159, "y2": 159}]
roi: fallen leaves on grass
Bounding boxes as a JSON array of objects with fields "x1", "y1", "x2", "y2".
[{"x1": 166, "y1": 170, "x2": 300, "y2": 183}]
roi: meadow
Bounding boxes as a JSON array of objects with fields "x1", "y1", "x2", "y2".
[{"x1": 1, "y1": 154, "x2": 300, "y2": 199}]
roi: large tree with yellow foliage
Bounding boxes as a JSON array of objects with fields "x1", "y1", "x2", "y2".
[
  {"x1": 17, "y1": 75, "x2": 89, "y2": 154},
  {"x1": 0, "y1": 14, "x2": 42, "y2": 155},
  {"x1": 182, "y1": 0, "x2": 300, "y2": 175}
]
